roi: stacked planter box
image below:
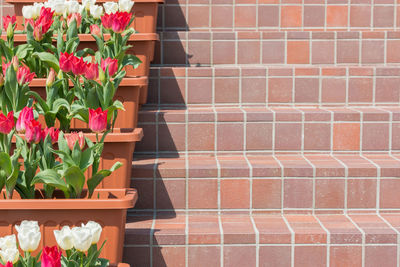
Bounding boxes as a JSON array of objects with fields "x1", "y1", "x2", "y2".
[{"x1": 0, "y1": 0, "x2": 162, "y2": 264}]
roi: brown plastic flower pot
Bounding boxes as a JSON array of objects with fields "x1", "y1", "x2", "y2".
[
  {"x1": 0, "y1": 188, "x2": 137, "y2": 264},
  {"x1": 7, "y1": 0, "x2": 163, "y2": 33},
  {"x1": 29, "y1": 77, "x2": 147, "y2": 129}
]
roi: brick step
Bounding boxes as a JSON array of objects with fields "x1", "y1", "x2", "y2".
[
  {"x1": 136, "y1": 106, "x2": 400, "y2": 153},
  {"x1": 148, "y1": 66, "x2": 400, "y2": 106},
  {"x1": 123, "y1": 213, "x2": 400, "y2": 266},
  {"x1": 131, "y1": 153, "x2": 400, "y2": 212},
  {"x1": 153, "y1": 31, "x2": 400, "y2": 66},
  {"x1": 155, "y1": 2, "x2": 400, "y2": 32}
]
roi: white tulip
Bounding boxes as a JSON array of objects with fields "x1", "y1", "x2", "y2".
[
  {"x1": 15, "y1": 220, "x2": 40, "y2": 233},
  {"x1": 103, "y1": 2, "x2": 118, "y2": 14},
  {"x1": 53, "y1": 226, "x2": 74, "y2": 251},
  {"x1": 119, "y1": 0, "x2": 134, "y2": 13},
  {"x1": 0, "y1": 248, "x2": 19, "y2": 264},
  {"x1": 32, "y1": 3, "x2": 44, "y2": 18},
  {"x1": 17, "y1": 229, "x2": 41, "y2": 252},
  {"x1": 0, "y1": 235, "x2": 17, "y2": 250},
  {"x1": 71, "y1": 227, "x2": 92, "y2": 252},
  {"x1": 22, "y1": 6, "x2": 35, "y2": 19},
  {"x1": 82, "y1": 0, "x2": 96, "y2": 10},
  {"x1": 78, "y1": 4, "x2": 85, "y2": 14},
  {"x1": 66, "y1": 1, "x2": 80, "y2": 14},
  {"x1": 81, "y1": 221, "x2": 102, "y2": 244},
  {"x1": 90, "y1": 5, "x2": 103, "y2": 19},
  {"x1": 52, "y1": 0, "x2": 66, "y2": 15}
]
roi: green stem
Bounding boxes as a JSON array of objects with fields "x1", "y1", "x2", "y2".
[{"x1": 80, "y1": 251, "x2": 84, "y2": 267}]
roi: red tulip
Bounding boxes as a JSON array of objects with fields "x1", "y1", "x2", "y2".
[
  {"x1": 25, "y1": 119, "x2": 42, "y2": 143},
  {"x1": 65, "y1": 131, "x2": 85, "y2": 150},
  {"x1": 85, "y1": 62, "x2": 99, "y2": 80},
  {"x1": 101, "y1": 13, "x2": 112, "y2": 29},
  {"x1": 16, "y1": 107, "x2": 34, "y2": 133},
  {"x1": 59, "y1": 52, "x2": 74, "y2": 73},
  {"x1": 2, "y1": 61, "x2": 11, "y2": 76},
  {"x1": 41, "y1": 246, "x2": 61, "y2": 267},
  {"x1": 0, "y1": 111, "x2": 14, "y2": 134},
  {"x1": 67, "y1": 13, "x2": 82, "y2": 28},
  {"x1": 3, "y1": 15, "x2": 16, "y2": 31},
  {"x1": 71, "y1": 56, "x2": 86, "y2": 76},
  {"x1": 89, "y1": 108, "x2": 108, "y2": 133},
  {"x1": 43, "y1": 127, "x2": 59, "y2": 144},
  {"x1": 33, "y1": 7, "x2": 54, "y2": 41},
  {"x1": 111, "y1": 12, "x2": 132, "y2": 33},
  {"x1": 0, "y1": 262, "x2": 13, "y2": 267},
  {"x1": 16, "y1": 66, "x2": 35, "y2": 85},
  {"x1": 90, "y1": 24, "x2": 101, "y2": 37},
  {"x1": 100, "y1": 57, "x2": 118, "y2": 76}
]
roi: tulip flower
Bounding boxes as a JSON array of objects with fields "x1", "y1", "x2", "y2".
[
  {"x1": 41, "y1": 246, "x2": 61, "y2": 267},
  {"x1": 0, "y1": 235, "x2": 17, "y2": 250},
  {"x1": 11, "y1": 56, "x2": 18, "y2": 71},
  {"x1": 43, "y1": 127, "x2": 60, "y2": 143},
  {"x1": 65, "y1": 131, "x2": 85, "y2": 150},
  {"x1": 85, "y1": 62, "x2": 99, "y2": 80},
  {"x1": 82, "y1": 0, "x2": 96, "y2": 10},
  {"x1": 90, "y1": 5, "x2": 103, "y2": 19},
  {"x1": 59, "y1": 52, "x2": 75, "y2": 73},
  {"x1": 15, "y1": 221, "x2": 41, "y2": 252},
  {"x1": 71, "y1": 227, "x2": 92, "y2": 252},
  {"x1": 0, "y1": 262, "x2": 14, "y2": 267},
  {"x1": 90, "y1": 24, "x2": 101, "y2": 37},
  {"x1": 89, "y1": 108, "x2": 108, "y2": 133},
  {"x1": 16, "y1": 66, "x2": 35, "y2": 85},
  {"x1": 25, "y1": 120, "x2": 42, "y2": 143},
  {"x1": 101, "y1": 13, "x2": 112, "y2": 29},
  {"x1": 100, "y1": 57, "x2": 118, "y2": 76},
  {"x1": 16, "y1": 107, "x2": 34, "y2": 133},
  {"x1": 71, "y1": 56, "x2": 86, "y2": 76},
  {"x1": 2, "y1": 15, "x2": 16, "y2": 31},
  {"x1": 0, "y1": 111, "x2": 14, "y2": 134},
  {"x1": 81, "y1": 221, "x2": 102, "y2": 244},
  {"x1": 22, "y1": 6, "x2": 35, "y2": 19},
  {"x1": 51, "y1": 0, "x2": 66, "y2": 15},
  {"x1": 0, "y1": 249, "x2": 18, "y2": 264},
  {"x1": 33, "y1": 7, "x2": 54, "y2": 41},
  {"x1": 67, "y1": 13, "x2": 82, "y2": 28},
  {"x1": 2, "y1": 62, "x2": 11, "y2": 76},
  {"x1": 0, "y1": 74, "x2": 4, "y2": 87},
  {"x1": 53, "y1": 226, "x2": 73, "y2": 251},
  {"x1": 111, "y1": 12, "x2": 132, "y2": 33},
  {"x1": 119, "y1": 0, "x2": 134, "y2": 13},
  {"x1": 66, "y1": 1, "x2": 80, "y2": 14},
  {"x1": 104, "y1": 2, "x2": 119, "y2": 14}
]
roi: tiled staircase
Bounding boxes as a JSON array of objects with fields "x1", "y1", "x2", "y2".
[{"x1": 125, "y1": 1, "x2": 400, "y2": 266}]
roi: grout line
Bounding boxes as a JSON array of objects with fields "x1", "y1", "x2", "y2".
[
  {"x1": 282, "y1": 215, "x2": 295, "y2": 267},
  {"x1": 359, "y1": 154, "x2": 380, "y2": 213},
  {"x1": 378, "y1": 213, "x2": 400, "y2": 267},
  {"x1": 250, "y1": 216, "x2": 260, "y2": 267},
  {"x1": 345, "y1": 214, "x2": 366, "y2": 267},
  {"x1": 314, "y1": 215, "x2": 330, "y2": 267},
  {"x1": 218, "y1": 215, "x2": 224, "y2": 267}
]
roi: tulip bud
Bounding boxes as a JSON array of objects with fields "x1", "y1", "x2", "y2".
[
  {"x1": 57, "y1": 69, "x2": 63, "y2": 79},
  {"x1": 98, "y1": 67, "x2": 105, "y2": 83},
  {"x1": 46, "y1": 69, "x2": 56, "y2": 87},
  {"x1": 11, "y1": 56, "x2": 18, "y2": 71},
  {"x1": 0, "y1": 74, "x2": 5, "y2": 87},
  {"x1": 33, "y1": 25, "x2": 43, "y2": 42},
  {"x1": 6, "y1": 22, "x2": 13, "y2": 39},
  {"x1": 90, "y1": 24, "x2": 101, "y2": 38}
]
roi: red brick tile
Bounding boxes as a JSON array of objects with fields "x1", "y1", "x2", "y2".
[
  {"x1": 287, "y1": 41, "x2": 310, "y2": 64},
  {"x1": 294, "y1": 246, "x2": 327, "y2": 267},
  {"x1": 189, "y1": 216, "x2": 220, "y2": 244},
  {"x1": 321, "y1": 78, "x2": 347, "y2": 103},
  {"x1": 305, "y1": 155, "x2": 345, "y2": 177},
  {"x1": 351, "y1": 215, "x2": 397, "y2": 244},
  {"x1": 156, "y1": 180, "x2": 186, "y2": 209},
  {"x1": 281, "y1": 6, "x2": 302, "y2": 27},
  {"x1": 163, "y1": 40, "x2": 187, "y2": 64},
  {"x1": 247, "y1": 156, "x2": 281, "y2": 177},
  {"x1": 365, "y1": 246, "x2": 397, "y2": 267},
  {"x1": 188, "y1": 41, "x2": 211, "y2": 65},
  {"x1": 220, "y1": 179, "x2": 250, "y2": 209},
  {"x1": 337, "y1": 40, "x2": 360, "y2": 63},
  {"x1": 246, "y1": 123, "x2": 272, "y2": 150},
  {"x1": 153, "y1": 247, "x2": 185, "y2": 267},
  {"x1": 254, "y1": 215, "x2": 292, "y2": 244},
  {"x1": 350, "y1": 6, "x2": 372, "y2": 27},
  {"x1": 218, "y1": 156, "x2": 250, "y2": 177},
  {"x1": 286, "y1": 215, "x2": 327, "y2": 243},
  {"x1": 392, "y1": 123, "x2": 400, "y2": 149},
  {"x1": 335, "y1": 155, "x2": 377, "y2": 177},
  {"x1": 284, "y1": 180, "x2": 313, "y2": 209},
  {"x1": 252, "y1": 179, "x2": 282, "y2": 209},
  {"x1": 242, "y1": 77, "x2": 266, "y2": 103},
  {"x1": 262, "y1": 41, "x2": 285, "y2": 64},
  {"x1": 387, "y1": 40, "x2": 400, "y2": 63},
  {"x1": 268, "y1": 78, "x2": 293, "y2": 103},
  {"x1": 376, "y1": 77, "x2": 400, "y2": 102},
  {"x1": 136, "y1": 124, "x2": 156, "y2": 151},
  {"x1": 294, "y1": 78, "x2": 319, "y2": 103},
  {"x1": 304, "y1": 123, "x2": 331, "y2": 150},
  {"x1": 330, "y1": 108, "x2": 360, "y2": 121},
  {"x1": 374, "y1": 6, "x2": 394, "y2": 27},
  {"x1": 131, "y1": 180, "x2": 154, "y2": 209},
  {"x1": 187, "y1": 78, "x2": 212, "y2": 104},
  {"x1": 260, "y1": 246, "x2": 291, "y2": 267},
  {"x1": 330, "y1": 246, "x2": 362, "y2": 267},
  {"x1": 123, "y1": 247, "x2": 150, "y2": 266},
  {"x1": 312, "y1": 41, "x2": 335, "y2": 64},
  {"x1": 188, "y1": 123, "x2": 215, "y2": 151},
  {"x1": 213, "y1": 41, "x2": 235, "y2": 64},
  {"x1": 188, "y1": 247, "x2": 221, "y2": 267},
  {"x1": 275, "y1": 123, "x2": 302, "y2": 150},
  {"x1": 215, "y1": 78, "x2": 239, "y2": 103},
  {"x1": 277, "y1": 155, "x2": 314, "y2": 177},
  {"x1": 157, "y1": 158, "x2": 186, "y2": 178},
  {"x1": 317, "y1": 215, "x2": 362, "y2": 244},
  {"x1": 347, "y1": 179, "x2": 377, "y2": 209},
  {"x1": 304, "y1": 6, "x2": 325, "y2": 27},
  {"x1": 189, "y1": 156, "x2": 218, "y2": 178},
  {"x1": 362, "y1": 123, "x2": 389, "y2": 151},
  {"x1": 258, "y1": 6, "x2": 279, "y2": 27},
  {"x1": 188, "y1": 179, "x2": 218, "y2": 209},
  {"x1": 217, "y1": 123, "x2": 244, "y2": 151},
  {"x1": 315, "y1": 179, "x2": 345, "y2": 209},
  {"x1": 364, "y1": 154, "x2": 400, "y2": 177},
  {"x1": 125, "y1": 216, "x2": 153, "y2": 245},
  {"x1": 235, "y1": 6, "x2": 256, "y2": 27},
  {"x1": 333, "y1": 123, "x2": 360, "y2": 151},
  {"x1": 380, "y1": 179, "x2": 400, "y2": 208},
  {"x1": 153, "y1": 216, "x2": 187, "y2": 245},
  {"x1": 362, "y1": 40, "x2": 385, "y2": 63},
  {"x1": 164, "y1": 5, "x2": 187, "y2": 28},
  {"x1": 188, "y1": 6, "x2": 210, "y2": 28},
  {"x1": 158, "y1": 124, "x2": 185, "y2": 151},
  {"x1": 224, "y1": 246, "x2": 256, "y2": 267},
  {"x1": 326, "y1": 6, "x2": 348, "y2": 27},
  {"x1": 211, "y1": 6, "x2": 233, "y2": 28},
  {"x1": 238, "y1": 41, "x2": 260, "y2": 64},
  {"x1": 221, "y1": 216, "x2": 256, "y2": 243}
]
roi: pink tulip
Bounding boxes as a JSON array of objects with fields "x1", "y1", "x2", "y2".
[
  {"x1": 65, "y1": 131, "x2": 85, "y2": 150},
  {"x1": 100, "y1": 57, "x2": 118, "y2": 76},
  {"x1": 16, "y1": 66, "x2": 35, "y2": 85},
  {"x1": 71, "y1": 56, "x2": 86, "y2": 76},
  {"x1": 90, "y1": 24, "x2": 101, "y2": 37},
  {"x1": 0, "y1": 111, "x2": 14, "y2": 134},
  {"x1": 89, "y1": 108, "x2": 108, "y2": 133},
  {"x1": 67, "y1": 13, "x2": 82, "y2": 28},
  {"x1": 85, "y1": 62, "x2": 99, "y2": 80},
  {"x1": 16, "y1": 107, "x2": 34, "y2": 133},
  {"x1": 111, "y1": 12, "x2": 132, "y2": 33},
  {"x1": 2, "y1": 61, "x2": 11, "y2": 76},
  {"x1": 43, "y1": 127, "x2": 59, "y2": 144},
  {"x1": 59, "y1": 52, "x2": 74, "y2": 73},
  {"x1": 2, "y1": 15, "x2": 16, "y2": 31},
  {"x1": 25, "y1": 119, "x2": 42, "y2": 143},
  {"x1": 41, "y1": 246, "x2": 61, "y2": 267},
  {"x1": 0, "y1": 262, "x2": 13, "y2": 267},
  {"x1": 101, "y1": 13, "x2": 112, "y2": 29}
]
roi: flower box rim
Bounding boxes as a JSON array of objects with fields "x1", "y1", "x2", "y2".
[
  {"x1": 28, "y1": 77, "x2": 148, "y2": 87},
  {"x1": 7, "y1": 0, "x2": 164, "y2": 4},
  {"x1": 3, "y1": 33, "x2": 159, "y2": 42}
]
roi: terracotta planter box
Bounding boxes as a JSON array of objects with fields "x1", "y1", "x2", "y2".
[
  {"x1": 29, "y1": 77, "x2": 147, "y2": 129},
  {"x1": 0, "y1": 188, "x2": 137, "y2": 264},
  {"x1": 6, "y1": 0, "x2": 163, "y2": 33}
]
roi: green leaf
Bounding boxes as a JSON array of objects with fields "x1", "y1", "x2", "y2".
[
  {"x1": 31, "y1": 169, "x2": 69, "y2": 197},
  {"x1": 66, "y1": 19, "x2": 78, "y2": 40},
  {"x1": 63, "y1": 166, "x2": 85, "y2": 198},
  {"x1": 122, "y1": 54, "x2": 142, "y2": 69},
  {"x1": 0, "y1": 152, "x2": 12, "y2": 176},
  {"x1": 27, "y1": 91, "x2": 49, "y2": 113},
  {"x1": 32, "y1": 52, "x2": 60, "y2": 72},
  {"x1": 15, "y1": 44, "x2": 33, "y2": 59},
  {"x1": 87, "y1": 162, "x2": 122, "y2": 198},
  {"x1": 52, "y1": 98, "x2": 71, "y2": 113}
]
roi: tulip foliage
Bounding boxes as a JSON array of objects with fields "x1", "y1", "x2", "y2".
[{"x1": 0, "y1": 220, "x2": 108, "y2": 267}]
